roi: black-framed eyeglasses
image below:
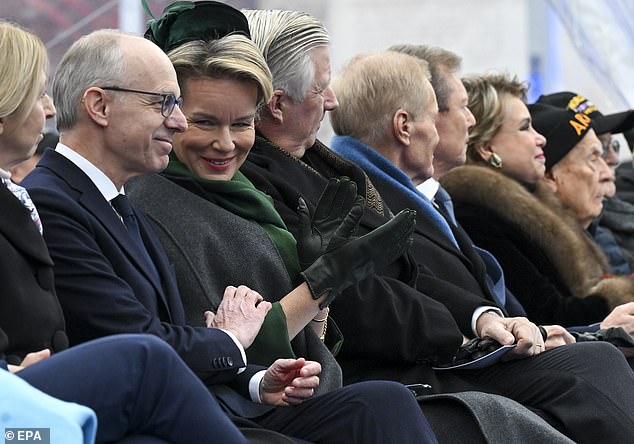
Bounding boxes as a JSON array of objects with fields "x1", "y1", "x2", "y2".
[
  {"x1": 601, "y1": 138, "x2": 620, "y2": 158},
  {"x1": 100, "y1": 86, "x2": 183, "y2": 118}
]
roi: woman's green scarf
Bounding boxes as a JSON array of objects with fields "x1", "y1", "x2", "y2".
[{"x1": 162, "y1": 158, "x2": 302, "y2": 281}]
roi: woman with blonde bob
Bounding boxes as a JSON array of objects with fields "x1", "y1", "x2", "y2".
[
  {"x1": 441, "y1": 72, "x2": 634, "y2": 329},
  {"x1": 0, "y1": 20, "x2": 259, "y2": 444},
  {"x1": 128, "y1": 6, "x2": 431, "y2": 439}
]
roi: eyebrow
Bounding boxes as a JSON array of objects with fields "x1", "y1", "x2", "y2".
[{"x1": 188, "y1": 112, "x2": 256, "y2": 121}]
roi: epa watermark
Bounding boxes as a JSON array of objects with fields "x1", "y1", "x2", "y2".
[{"x1": 4, "y1": 429, "x2": 49, "y2": 444}]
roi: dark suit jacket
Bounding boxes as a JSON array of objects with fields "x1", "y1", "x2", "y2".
[
  {"x1": 242, "y1": 136, "x2": 464, "y2": 386},
  {"x1": 22, "y1": 150, "x2": 263, "y2": 398},
  {"x1": 0, "y1": 185, "x2": 68, "y2": 364},
  {"x1": 366, "y1": 173, "x2": 504, "y2": 322}
]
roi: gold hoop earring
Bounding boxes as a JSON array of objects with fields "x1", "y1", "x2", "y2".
[{"x1": 488, "y1": 153, "x2": 502, "y2": 168}]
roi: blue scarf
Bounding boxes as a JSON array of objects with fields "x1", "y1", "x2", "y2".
[{"x1": 331, "y1": 135, "x2": 459, "y2": 247}]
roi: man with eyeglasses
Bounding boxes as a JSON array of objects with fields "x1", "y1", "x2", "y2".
[
  {"x1": 21, "y1": 29, "x2": 438, "y2": 443},
  {"x1": 538, "y1": 91, "x2": 634, "y2": 275}
]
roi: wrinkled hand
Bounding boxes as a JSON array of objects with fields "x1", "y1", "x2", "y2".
[
  {"x1": 205, "y1": 285, "x2": 272, "y2": 349},
  {"x1": 542, "y1": 325, "x2": 576, "y2": 349},
  {"x1": 301, "y1": 209, "x2": 416, "y2": 308},
  {"x1": 296, "y1": 177, "x2": 364, "y2": 269},
  {"x1": 7, "y1": 349, "x2": 51, "y2": 373},
  {"x1": 260, "y1": 358, "x2": 321, "y2": 407},
  {"x1": 601, "y1": 302, "x2": 634, "y2": 335},
  {"x1": 475, "y1": 312, "x2": 545, "y2": 359}
]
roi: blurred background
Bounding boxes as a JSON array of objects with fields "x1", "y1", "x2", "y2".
[{"x1": 4, "y1": 0, "x2": 633, "y2": 157}]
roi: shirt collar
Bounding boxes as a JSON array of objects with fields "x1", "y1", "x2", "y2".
[
  {"x1": 416, "y1": 177, "x2": 440, "y2": 201},
  {"x1": 55, "y1": 143, "x2": 123, "y2": 201}
]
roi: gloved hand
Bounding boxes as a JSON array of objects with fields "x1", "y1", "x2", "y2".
[
  {"x1": 435, "y1": 337, "x2": 504, "y2": 368},
  {"x1": 571, "y1": 327, "x2": 634, "y2": 348},
  {"x1": 301, "y1": 209, "x2": 416, "y2": 309},
  {"x1": 296, "y1": 177, "x2": 364, "y2": 270}
]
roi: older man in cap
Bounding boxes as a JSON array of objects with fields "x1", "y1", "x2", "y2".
[
  {"x1": 538, "y1": 92, "x2": 634, "y2": 274},
  {"x1": 239, "y1": 9, "x2": 634, "y2": 443}
]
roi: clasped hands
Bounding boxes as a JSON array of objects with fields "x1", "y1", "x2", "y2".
[
  {"x1": 474, "y1": 311, "x2": 575, "y2": 360},
  {"x1": 205, "y1": 285, "x2": 321, "y2": 406}
]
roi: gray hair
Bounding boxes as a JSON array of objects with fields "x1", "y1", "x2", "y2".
[
  {"x1": 52, "y1": 29, "x2": 126, "y2": 130},
  {"x1": 242, "y1": 9, "x2": 329, "y2": 102},
  {"x1": 330, "y1": 52, "x2": 432, "y2": 146},
  {"x1": 388, "y1": 44, "x2": 461, "y2": 112}
]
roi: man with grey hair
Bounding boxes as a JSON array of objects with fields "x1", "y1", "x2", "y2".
[
  {"x1": 22, "y1": 28, "x2": 438, "y2": 443},
  {"x1": 240, "y1": 10, "x2": 634, "y2": 442},
  {"x1": 389, "y1": 44, "x2": 475, "y2": 180},
  {"x1": 389, "y1": 43, "x2": 527, "y2": 317}
]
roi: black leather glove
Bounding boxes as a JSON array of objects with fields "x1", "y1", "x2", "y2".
[
  {"x1": 296, "y1": 177, "x2": 364, "y2": 270},
  {"x1": 434, "y1": 337, "x2": 503, "y2": 368},
  {"x1": 571, "y1": 327, "x2": 634, "y2": 348},
  {"x1": 301, "y1": 209, "x2": 416, "y2": 309}
]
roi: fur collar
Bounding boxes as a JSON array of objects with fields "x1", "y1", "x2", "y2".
[{"x1": 440, "y1": 165, "x2": 634, "y2": 307}]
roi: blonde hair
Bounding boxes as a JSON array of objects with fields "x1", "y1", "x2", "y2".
[
  {"x1": 462, "y1": 72, "x2": 528, "y2": 163},
  {"x1": 0, "y1": 21, "x2": 47, "y2": 122},
  {"x1": 243, "y1": 9, "x2": 328, "y2": 102},
  {"x1": 330, "y1": 51, "x2": 431, "y2": 145},
  {"x1": 168, "y1": 34, "x2": 273, "y2": 108}
]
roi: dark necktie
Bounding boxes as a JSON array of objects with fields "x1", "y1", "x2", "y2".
[
  {"x1": 434, "y1": 186, "x2": 457, "y2": 226},
  {"x1": 111, "y1": 194, "x2": 159, "y2": 280}
]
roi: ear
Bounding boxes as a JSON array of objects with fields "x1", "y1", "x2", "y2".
[
  {"x1": 475, "y1": 143, "x2": 494, "y2": 162},
  {"x1": 82, "y1": 87, "x2": 110, "y2": 127},
  {"x1": 542, "y1": 168, "x2": 558, "y2": 192},
  {"x1": 0, "y1": 117, "x2": 4, "y2": 135},
  {"x1": 392, "y1": 108, "x2": 411, "y2": 147},
  {"x1": 265, "y1": 90, "x2": 286, "y2": 124}
]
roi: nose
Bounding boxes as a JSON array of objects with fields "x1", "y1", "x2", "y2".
[
  {"x1": 323, "y1": 86, "x2": 339, "y2": 111},
  {"x1": 534, "y1": 128, "x2": 547, "y2": 147},
  {"x1": 211, "y1": 126, "x2": 235, "y2": 153},
  {"x1": 165, "y1": 104, "x2": 187, "y2": 133},
  {"x1": 42, "y1": 93, "x2": 56, "y2": 119},
  {"x1": 465, "y1": 106, "x2": 476, "y2": 131},
  {"x1": 598, "y1": 156, "x2": 616, "y2": 182},
  {"x1": 598, "y1": 156, "x2": 616, "y2": 197}
]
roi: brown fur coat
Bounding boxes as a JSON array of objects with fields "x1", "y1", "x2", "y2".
[{"x1": 441, "y1": 165, "x2": 634, "y2": 311}]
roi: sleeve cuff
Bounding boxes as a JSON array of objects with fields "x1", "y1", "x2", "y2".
[
  {"x1": 249, "y1": 370, "x2": 267, "y2": 403},
  {"x1": 471, "y1": 306, "x2": 504, "y2": 337},
  {"x1": 218, "y1": 328, "x2": 247, "y2": 374}
]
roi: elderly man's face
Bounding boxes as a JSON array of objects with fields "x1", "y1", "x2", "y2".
[
  {"x1": 433, "y1": 68, "x2": 475, "y2": 178},
  {"x1": 282, "y1": 45, "x2": 338, "y2": 158},
  {"x1": 105, "y1": 37, "x2": 187, "y2": 181},
  {"x1": 547, "y1": 129, "x2": 610, "y2": 227}
]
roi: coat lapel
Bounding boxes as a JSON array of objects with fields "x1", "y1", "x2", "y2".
[{"x1": 38, "y1": 150, "x2": 171, "y2": 315}]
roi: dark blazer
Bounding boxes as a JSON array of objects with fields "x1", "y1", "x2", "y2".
[
  {"x1": 368, "y1": 174, "x2": 505, "y2": 322},
  {"x1": 22, "y1": 150, "x2": 261, "y2": 393},
  {"x1": 0, "y1": 185, "x2": 68, "y2": 364},
  {"x1": 242, "y1": 136, "x2": 464, "y2": 385}
]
